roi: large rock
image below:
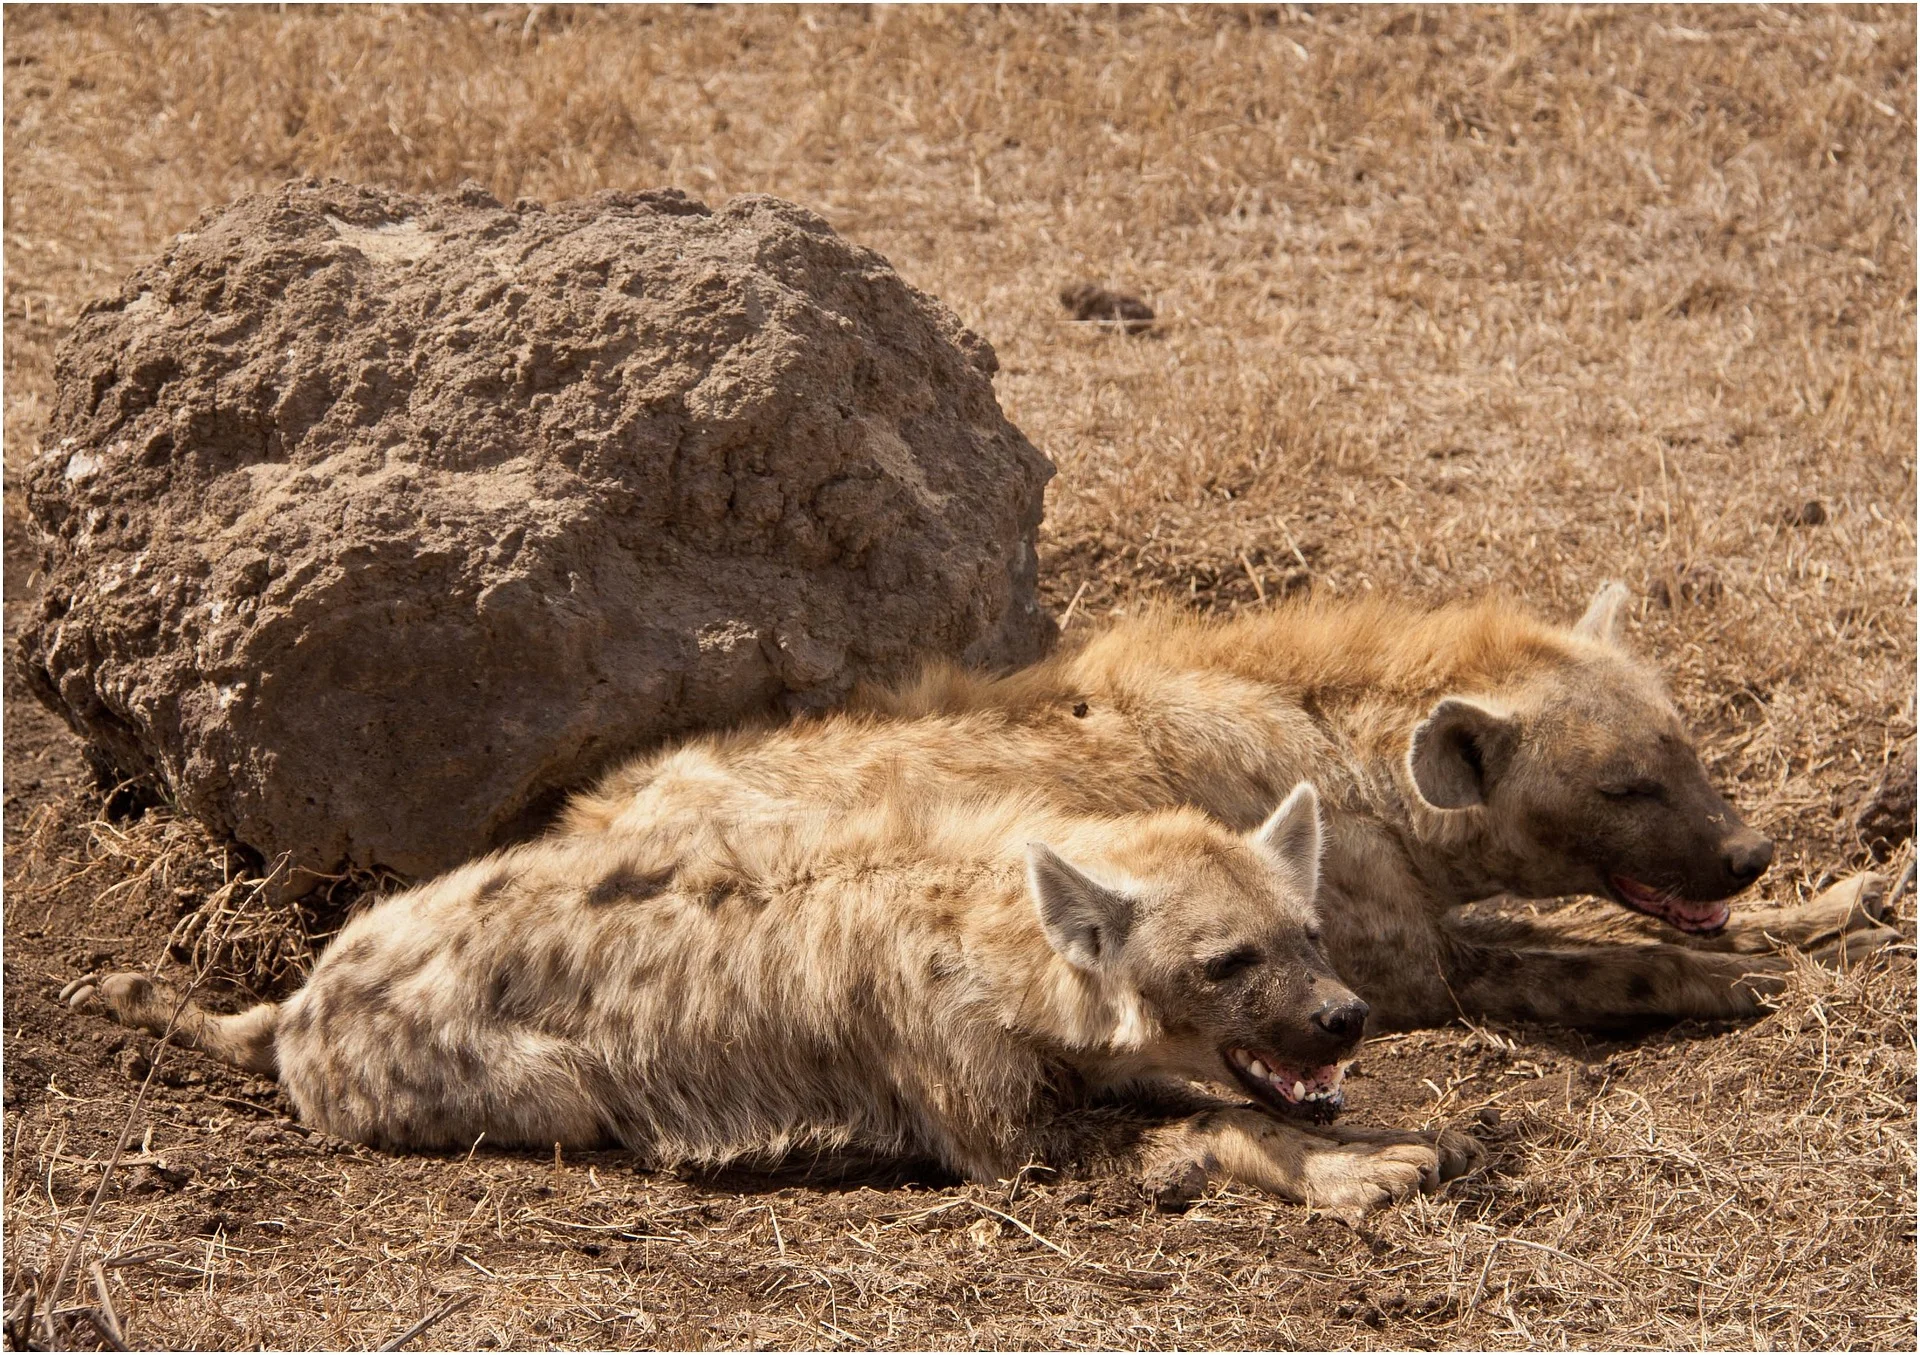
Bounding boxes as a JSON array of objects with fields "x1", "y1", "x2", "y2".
[{"x1": 20, "y1": 179, "x2": 1054, "y2": 881}]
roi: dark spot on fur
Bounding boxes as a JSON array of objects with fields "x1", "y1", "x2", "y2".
[
  {"x1": 584, "y1": 866, "x2": 675, "y2": 908},
  {"x1": 329, "y1": 936, "x2": 376, "y2": 968},
  {"x1": 1626, "y1": 973, "x2": 1655, "y2": 1003},
  {"x1": 487, "y1": 965, "x2": 517, "y2": 1017},
  {"x1": 1072, "y1": 701, "x2": 1090, "y2": 719},
  {"x1": 346, "y1": 976, "x2": 393, "y2": 1013},
  {"x1": 474, "y1": 870, "x2": 512, "y2": 904},
  {"x1": 701, "y1": 882, "x2": 770, "y2": 911},
  {"x1": 280, "y1": 1001, "x2": 314, "y2": 1040},
  {"x1": 449, "y1": 1040, "x2": 485, "y2": 1083}
]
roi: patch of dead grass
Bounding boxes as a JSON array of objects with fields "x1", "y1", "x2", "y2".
[{"x1": 4, "y1": 4, "x2": 1914, "y2": 1350}]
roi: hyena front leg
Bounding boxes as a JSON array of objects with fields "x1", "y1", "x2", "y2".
[
  {"x1": 1707, "y1": 872, "x2": 1902, "y2": 954},
  {"x1": 1434, "y1": 935, "x2": 1799, "y2": 1027},
  {"x1": 1039, "y1": 1104, "x2": 1481, "y2": 1214},
  {"x1": 1139, "y1": 1109, "x2": 1482, "y2": 1214},
  {"x1": 1538, "y1": 873, "x2": 1902, "y2": 956}
]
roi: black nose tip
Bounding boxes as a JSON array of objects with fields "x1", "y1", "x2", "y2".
[
  {"x1": 1313, "y1": 998, "x2": 1370, "y2": 1042},
  {"x1": 1725, "y1": 835, "x2": 1774, "y2": 886}
]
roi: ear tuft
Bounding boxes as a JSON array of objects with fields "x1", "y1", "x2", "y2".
[
  {"x1": 1407, "y1": 697, "x2": 1520, "y2": 810},
  {"x1": 1573, "y1": 581, "x2": 1631, "y2": 648},
  {"x1": 1026, "y1": 843, "x2": 1135, "y2": 973},
  {"x1": 1252, "y1": 782, "x2": 1323, "y2": 902}
]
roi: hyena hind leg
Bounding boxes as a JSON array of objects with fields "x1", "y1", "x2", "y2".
[{"x1": 62, "y1": 972, "x2": 280, "y2": 1076}]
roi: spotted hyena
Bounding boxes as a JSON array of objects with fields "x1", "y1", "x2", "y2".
[
  {"x1": 67, "y1": 784, "x2": 1480, "y2": 1213},
  {"x1": 562, "y1": 584, "x2": 1899, "y2": 1030}
]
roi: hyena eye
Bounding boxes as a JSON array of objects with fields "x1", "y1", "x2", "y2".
[
  {"x1": 1203, "y1": 946, "x2": 1262, "y2": 982},
  {"x1": 1599, "y1": 780, "x2": 1664, "y2": 802}
]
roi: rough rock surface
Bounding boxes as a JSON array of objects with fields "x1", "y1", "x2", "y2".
[{"x1": 20, "y1": 179, "x2": 1054, "y2": 881}]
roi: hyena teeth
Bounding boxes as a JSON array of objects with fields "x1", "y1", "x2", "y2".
[
  {"x1": 1247, "y1": 1058, "x2": 1269, "y2": 1079},
  {"x1": 1293, "y1": 1080, "x2": 1307, "y2": 1100}
]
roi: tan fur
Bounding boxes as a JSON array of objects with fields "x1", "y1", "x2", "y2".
[
  {"x1": 561, "y1": 590, "x2": 1896, "y2": 1030},
  {"x1": 67, "y1": 789, "x2": 1480, "y2": 1212}
]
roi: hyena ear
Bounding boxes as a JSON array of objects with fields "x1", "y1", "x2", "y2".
[
  {"x1": 1573, "y1": 581, "x2": 1631, "y2": 648},
  {"x1": 1026, "y1": 843, "x2": 1136, "y2": 973},
  {"x1": 1408, "y1": 697, "x2": 1520, "y2": 810},
  {"x1": 1251, "y1": 782, "x2": 1322, "y2": 902}
]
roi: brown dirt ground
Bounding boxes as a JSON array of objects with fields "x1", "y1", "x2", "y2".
[{"x1": 3, "y1": 6, "x2": 1915, "y2": 1350}]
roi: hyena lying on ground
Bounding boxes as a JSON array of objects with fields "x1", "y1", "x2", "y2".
[
  {"x1": 565, "y1": 584, "x2": 1899, "y2": 1031},
  {"x1": 67, "y1": 785, "x2": 1480, "y2": 1212}
]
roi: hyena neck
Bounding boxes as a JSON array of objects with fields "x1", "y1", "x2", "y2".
[
  {"x1": 960, "y1": 868, "x2": 1163, "y2": 1059},
  {"x1": 1345, "y1": 728, "x2": 1507, "y2": 908}
]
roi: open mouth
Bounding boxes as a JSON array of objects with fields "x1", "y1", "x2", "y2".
[
  {"x1": 1609, "y1": 874, "x2": 1730, "y2": 933},
  {"x1": 1225, "y1": 1047, "x2": 1348, "y2": 1123}
]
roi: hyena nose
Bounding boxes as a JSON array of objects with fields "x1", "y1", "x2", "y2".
[
  {"x1": 1724, "y1": 833, "x2": 1774, "y2": 889},
  {"x1": 1313, "y1": 997, "x2": 1370, "y2": 1043}
]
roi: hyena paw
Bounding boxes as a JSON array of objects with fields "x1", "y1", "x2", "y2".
[
  {"x1": 60, "y1": 974, "x2": 102, "y2": 1010},
  {"x1": 1811, "y1": 871, "x2": 1893, "y2": 927},
  {"x1": 61, "y1": 972, "x2": 163, "y2": 1030},
  {"x1": 1301, "y1": 1139, "x2": 1446, "y2": 1214},
  {"x1": 1807, "y1": 924, "x2": 1905, "y2": 970},
  {"x1": 1432, "y1": 1126, "x2": 1486, "y2": 1182},
  {"x1": 1317, "y1": 1121, "x2": 1486, "y2": 1189},
  {"x1": 1140, "y1": 1156, "x2": 1210, "y2": 1212},
  {"x1": 1732, "y1": 874, "x2": 1898, "y2": 953}
]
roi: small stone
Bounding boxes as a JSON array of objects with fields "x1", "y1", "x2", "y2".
[
  {"x1": 1650, "y1": 563, "x2": 1722, "y2": 609},
  {"x1": 1059, "y1": 281, "x2": 1156, "y2": 334}
]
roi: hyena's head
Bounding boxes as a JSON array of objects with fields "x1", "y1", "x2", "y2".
[
  {"x1": 1406, "y1": 582, "x2": 1773, "y2": 932},
  {"x1": 1025, "y1": 784, "x2": 1366, "y2": 1122}
]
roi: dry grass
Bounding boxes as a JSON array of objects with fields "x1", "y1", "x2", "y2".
[{"x1": 3, "y1": 5, "x2": 1914, "y2": 1350}]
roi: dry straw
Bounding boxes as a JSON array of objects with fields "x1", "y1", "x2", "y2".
[{"x1": 4, "y1": 5, "x2": 1912, "y2": 1348}]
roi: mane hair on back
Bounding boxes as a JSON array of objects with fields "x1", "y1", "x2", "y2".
[{"x1": 1082, "y1": 594, "x2": 1590, "y2": 702}]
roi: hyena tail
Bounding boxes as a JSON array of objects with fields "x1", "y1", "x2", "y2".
[{"x1": 62, "y1": 972, "x2": 281, "y2": 1077}]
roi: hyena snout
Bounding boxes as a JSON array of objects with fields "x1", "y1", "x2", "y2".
[
  {"x1": 1312, "y1": 996, "x2": 1370, "y2": 1044},
  {"x1": 1721, "y1": 830, "x2": 1773, "y2": 892}
]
